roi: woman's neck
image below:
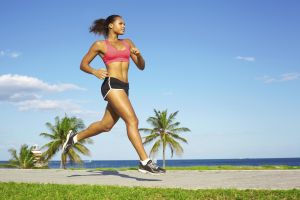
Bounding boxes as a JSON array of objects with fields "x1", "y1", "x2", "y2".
[{"x1": 107, "y1": 34, "x2": 119, "y2": 42}]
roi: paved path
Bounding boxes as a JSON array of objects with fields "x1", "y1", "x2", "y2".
[{"x1": 1, "y1": 169, "x2": 300, "y2": 190}]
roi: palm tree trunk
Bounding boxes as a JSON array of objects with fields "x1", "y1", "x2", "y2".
[
  {"x1": 60, "y1": 156, "x2": 63, "y2": 169},
  {"x1": 60, "y1": 153, "x2": 65, "y2": 169},
  {"x1": 163, "y1": 145, "x2": 166, "y2": 168}
]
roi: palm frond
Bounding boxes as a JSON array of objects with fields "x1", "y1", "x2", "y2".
[
  {"x1": 159, "y1": 110, "x2": 168, "y2": 129},
  {"x1": 138, "y1": 128, "x2": 153, "y2": 133},
  {"x1": 167, "y1": 110, "x2": 179, "y2": 125},
  {"x1": 169, "y1": 132, "x2": 188, "y2": 144},
  {"x1": 166, "y1": 136, "x2": 184, "y2": 156},
  {"x1": 149, "y1": 140, "x2": 162, "y2": 158},
  {"x1": 73, "y1": 143, "x2": 91, "y2": 156},
  {"x1": 41, "y1": 140, "x2": 61, "y2": 160},
  {"x1": 8, "y1": 144, "x2": 36, "y2": 168},
  {"x1": 168, "y1": 143, "x2": 174, "y2": 157},
  {"x1": 39, "y1": 132, "x2": 56, "y2": 140},
  {"x1": 171, "y1": 127, "x2": 191, "y2": 133},
  {"x1": 8, "y1": 148, "x2": 19, "y2": 162},
  {"x1": 78, "y1": 138, "x2": 94, "y2": 145},
  {"x1": 137, "y1": 109, "x2": 190, "y2": 167},
  {"x1": 142, "y1": 133, "x2": 160, "y2": 145},
  {"x1": 68, "y1": 148, "x2": 83, "y2": 164},
  {"x1": 39, "y1": 115, "x2": 93, "y2": 168},
  {"x1": 45, "y1": 122, "x2": 57, "y2": 135},
  {"x1": 8, "y1": 148, "x2": 19, "y2": 167},
  {"x1": 146, "y1": 117, "x2": 160, "y2": 128},
  {"x1": 167, "y1": 122, "x2": 181, "y2": 130}
]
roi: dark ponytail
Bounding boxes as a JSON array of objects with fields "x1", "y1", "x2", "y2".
[{"x1": 89, "y1": 15, "x2": 121, "y2": 38}]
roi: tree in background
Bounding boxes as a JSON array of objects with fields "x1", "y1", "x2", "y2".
[
  {"x1": 8, "y1": 144, "x2": 36, "y2": 169},
  {"x1": 40, "y1": 114, "x2": 93, "y2": 169},
  {"x1": 139, "y1": 109, "x2": 191, "y2": 168}
]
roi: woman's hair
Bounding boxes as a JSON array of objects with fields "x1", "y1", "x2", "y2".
[{"x1": 89, "y1": 15, "x2": 122, "y2": 38}]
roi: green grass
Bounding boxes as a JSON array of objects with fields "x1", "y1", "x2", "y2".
[
  {"x1": 1, "y1": 182, "x2": 300, "y2": 200},
  {"x1": 0, "y1": 164, "x2": 16, "y2": 168}
]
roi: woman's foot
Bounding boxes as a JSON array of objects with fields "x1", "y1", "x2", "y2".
[{"x1": 138, "y1": 159, "x2": 166, "y2": 175}]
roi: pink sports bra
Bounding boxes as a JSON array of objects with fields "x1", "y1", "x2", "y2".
[{"x1": 102, "y1": 39, "x2": 130, "y2": 65}]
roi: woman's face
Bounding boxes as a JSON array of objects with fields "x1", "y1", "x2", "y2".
[{"x1": 110, "y1": 17, "x2": 126, "y2": 35}]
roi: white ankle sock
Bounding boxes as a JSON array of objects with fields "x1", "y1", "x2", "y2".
[
  {"x1": 140, "y1": 158, "x2": 150, "y2": 166},
  {"x1": 73, "y1": 135, "x2": 78, "y2": 144}
]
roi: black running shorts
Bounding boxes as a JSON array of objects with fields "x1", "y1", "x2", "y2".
[{"x1": 101, "y1": 77, "x2": 129, "y2": 101}]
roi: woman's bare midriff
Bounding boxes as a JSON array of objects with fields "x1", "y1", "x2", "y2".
[{"x1": 105, "y1": 61, "x2": 129, "y2": 83}]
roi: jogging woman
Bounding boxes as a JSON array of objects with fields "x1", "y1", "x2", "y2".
[{"x1": 63, "y1": 15, "x2": 166, "y2": 174}]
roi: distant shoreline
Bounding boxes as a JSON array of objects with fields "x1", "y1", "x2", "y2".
[
  {"x1": 1, "y1": 157, "x2": 300, "y2": 162},
  {"x1": 1, "y1": 165, "x2": 300, "y2": 171},
  {"x1": 1, "y1": 158, "x2": 300, "y2": 169},
  {"x1": 2, "y1": 157, "x2": 300, "y2": 162}
]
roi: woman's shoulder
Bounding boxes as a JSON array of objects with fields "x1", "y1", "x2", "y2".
[
  {"x1": 122, "y1": 38, "x2": 132, "y2": 43},
  {"x1": 85, "y1": 40, "x2": 106, "y2": 55},
  {"x1": 122, "y1": 38, "x2": 134, "y2": 47},
  {"x1": 94, "y1": 39, "x2": 107, "y2": 45},
  {"x1": 90, "y1": 40, "x2": 106, "y2": 50}
]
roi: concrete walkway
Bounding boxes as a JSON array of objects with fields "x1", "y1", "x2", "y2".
[{"x1": 1, "y1": 169, "x2": 300, "y2": 190}]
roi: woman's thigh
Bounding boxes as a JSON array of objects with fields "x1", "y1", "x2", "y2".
[
  {"x1": 100, "y1": 103, "x2": 120, "y2": 129},
  {"x1": 106, "y1": 89, "x2": 138, "y2": 124}
]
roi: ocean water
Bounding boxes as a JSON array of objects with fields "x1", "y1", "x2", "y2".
[{"x1": 2, "y1": 158, "x2": 299, "y2": 168}]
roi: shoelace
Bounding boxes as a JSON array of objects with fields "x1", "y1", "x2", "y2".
[{"x1": 148, "y1": 161, "x2": 159, "y2": 169}]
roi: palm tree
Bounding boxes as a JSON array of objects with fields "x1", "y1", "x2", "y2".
[
  {"x1": 139, "y1": 109, "x2": 191, "y2": 168},
  {"x1": 8, "y1": 144, "x2": 36, "y2": 169},
  {"x1": 40, "y1": 114, "x2": 93, "y2": 169}
]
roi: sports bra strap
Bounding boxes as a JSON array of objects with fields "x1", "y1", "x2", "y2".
[
  {"x1": 105, "y1": 39, "x2": 130, "y2": 50},
  {"x1": 121, "y1": 39, "x2": 130, "y2": 48}
]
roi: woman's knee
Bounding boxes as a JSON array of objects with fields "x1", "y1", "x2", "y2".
[
  {"x1": 89, "y1": 121, "x2": 113, "y2": 133},
  {"x1": 102, "y1": 122, "x2": 114, "y2": 132},
  {"x1": 125, "y1": 116, "x2": 139, "y2": 127}
]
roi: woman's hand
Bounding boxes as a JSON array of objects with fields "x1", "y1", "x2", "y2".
[
  {"x1": 130, "y1": 47, "x2": 141, "y2": 57},
  {"x1": 126, "y1": 39, "x2": 145, "y2": 70},
  {"x1": 92, "y1": 68, "x2": 108, "y2": 80}
]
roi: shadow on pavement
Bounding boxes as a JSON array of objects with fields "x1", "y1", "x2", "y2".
[{"x1": 67, "y1": 170, "x2": 162, "y2": 182}]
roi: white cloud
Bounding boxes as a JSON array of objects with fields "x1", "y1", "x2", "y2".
[
  {"x1": 0, "y1": 74, "x2": 98, "y2": 117},
  {"x1": 0, "y1": 74, "x2": 85, "y2": 94},
  {"x1": 0, "y1": 74, "x2": 85, "y2": 101},
  {"x1": 16, "y1": 99, "x2": 79, "y2": 111},
  {"x1": 280, "y1": 72, "x2": 300, "y2": 81},
  {"x1": 9, "y1": 93, "x2": 41, "y2": 102},
  {"x1": 235, "y1": 56, "x2": 255, "y2": 62},
  {"x1": 13, "y1": 99, "x2": 99, "y2": 117},
  {"x1": 257, "y1": 75, "x2": 276, "y2": 83},
  {"x1": 0, "y1": 49, "x2": 22, "y2": 58},
  {"x1": 10, "y1": 52, "x2": 21, "y2": 58},
  {"x1": 257, "y1": 72, "x2": 300, "y2": 83}
]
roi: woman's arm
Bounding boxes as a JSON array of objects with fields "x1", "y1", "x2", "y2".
[
  {"x1": 125, "y1": 39, "x2": 145, "y2": 70},
  {"x1": 80, "y1": 41, "x2": 108, "y2": 79}
]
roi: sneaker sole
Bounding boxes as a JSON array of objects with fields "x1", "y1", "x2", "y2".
[
  {"x1": 62, "y1": 132, "x2": 71, "y2": 153},
  {"x1": 138, "y1": 168, "x2": 165, "y2": 175}
]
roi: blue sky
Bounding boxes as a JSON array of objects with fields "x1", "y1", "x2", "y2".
[{"x1": 1, "y1": 0, "x2": 300, "y2": 161}]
